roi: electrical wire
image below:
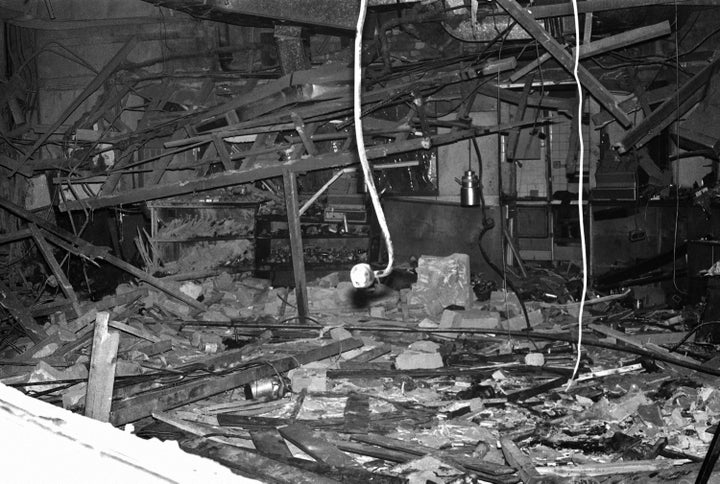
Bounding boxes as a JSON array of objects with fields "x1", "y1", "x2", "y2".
[
  {"x1": 566, "y1": 0, "x2": 587, "y2": 391},
  {"x1": 355, "y1": 0, "x2": 394, "y2": 280}
]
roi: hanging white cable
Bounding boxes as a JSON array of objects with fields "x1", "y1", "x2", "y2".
[
  {"x1": 566, "y1": 0, "x2": 587, "y2": 391},
  {"x1": 351, "y1": 0, "x2": 395, "y2": 288}
]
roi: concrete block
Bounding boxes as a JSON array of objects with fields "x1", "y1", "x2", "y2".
[
  {"x1": 179, "y1": 281, "x2": 203, "y2": 300},
  {"x1": 439, "y1": 309, "x2": 462, "y2": 338},
  {"x1": 408, "y1": 340, "x2": 440, "y2": 353},
  {"x1": 418, "y1": 318, "x2": 439, "y2": 328},
  {"x1": 524, "y1": 353, "x2": 545, "y2": 366},
  {"x1": 395, "y1": 350, "x2": 444, "y2": 370},
  {"x1": 410, "y1": 253, "x2": 473, "y2": 315},
  {"x1": 330, "y1": 327, "x2": 353, "y2": 341},
  {"x1": 369, "y1": 306, "x2": 386, "y2": 318}
]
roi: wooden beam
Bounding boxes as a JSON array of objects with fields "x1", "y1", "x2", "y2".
[
  {"x1": 529, "y1": 0, "x2": 720, "y2": 19},
  {"x1": 109, "y1": 338, "x2": 363, "y2": 425},
  {"x1": 283, "y1": 170, "x2": 309, "y2": 324},
  {"x1": 0, "y1": 228, "x2": 31, "y2": 245},
  {"x1": 181, "y1": 438, "x2": 340, "y2": 484},
  {"x1": 0, "y1": 281, "x2": 47, "y2": 343},
  {"x1": 350, "y1": 433, "x2": 515, "y2": 477},
  {"x1": 290, "y1": 112, "x2": 318, "y2": 156},
  {"x1": 146, "y1": 130, "x2": 188, "y2": 185},
  {"x1": 212, "y1": 133, "x2": 234, "y2": 171},
  {"x1": 500, "y1": 437, "x2": 543, "y2": 483},
  {"x1": 495, "y1": 0, "x2": 632, "y2": 128},
  {"x1": 509, "y1": 21, "x2": 671, "y2": 83},
  {"x1": 18, "y1": 37, "x2": 138, "y2": 167},
  {"x1": 617, "y1": 54, "x2": 720, "y2": 153},
  {"x1": 506, "y1": 75, "x2": 534, "y2": 162},
  {"x1": 84, "y1": 312, "x2": 120, "y2": 422},
  {"x1": 29, "y1": 224, "x2": 82, "y2": 317},
  {"x1": 0, "y1": 154, "x2": 32, "y2": 177}
]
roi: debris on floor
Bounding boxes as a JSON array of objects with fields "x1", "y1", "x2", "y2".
[{"x1": 2, "y1": 249, "x2": 720, "y2": 483}]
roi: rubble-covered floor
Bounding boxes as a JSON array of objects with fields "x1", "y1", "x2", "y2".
[{"x1": 2, "y1": 259, "x2": 720, "y2": 484}]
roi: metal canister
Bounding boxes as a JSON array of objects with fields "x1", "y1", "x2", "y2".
[
  {"x1": 460, "y1": 170, "x2": 480, "y2": 207},
  {"x1": 244, "y1": 377, "x2": 285, "y2": 400}
]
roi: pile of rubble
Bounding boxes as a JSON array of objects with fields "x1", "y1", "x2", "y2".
[{"x1": 2, "y1": 252, "x2": 719, "y2": 483}]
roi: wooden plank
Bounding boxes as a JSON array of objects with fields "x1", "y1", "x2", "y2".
[
  {"x1": 278, "y1": 423, "x2": 358, "y2": 468},
  {"x1": 351, "y1": 433, "x2": 516, "y2": 476},
  {"x1": 0, "y1": 154, "x2": 32, "y2": 177},
  {"x1": 108, "y1": 320, "x2": 160, "y2": 343},
  {"x1": 250, "y1": 428, "x2": 294, "y2": 459},
  {"x1": 0, "y1": 228, "x2": 32, "y2": 245},
  {"x1": 146, "y1": 130, "x2": 188, "y2": 185},
  {"x1": 109, "y1": 338, "x2": 363, "y2": 425},
  {"x1": 343, "y1": 344, "x2": 391, "y2": 364},
  {"x1": 617, "y1": 54, "x2": 720, "y2": 152},
  {"x1": 29, "y1": 224, "x2": 82, "y2": 317},
  {"x1": 181, "y1": 438, "x2": 341, "y2": 484},
  {"x1": 290, "y1": 112, "x2": 318, "y2": 156},
  {"x1": 18, "y1": 37, "x2": 138, "y2": 166},
  {"x1": 500, "y1": 437, "x2": 543, "y2": 483},
  {"x1": 495, "y1": 0, "x2": 631, "y2": 128},
  {"x1": 505, "y1": 376, "x2": 566, "y2": 402},
  {"x1": 283, "y1": 170, "x2": 309, "y2": 324},
  {"x1": 528, "y1": 0, "x2": 720, "y2": 19},
  {"x1": 85, "y1": 311, "x2": 120, "y2": 422},
  {"x1": 343, "y1": 393, "x2": 370, "y2": 434},
  {"x1": 212, "y1": 134, "x2": 234, "y2": 171},
  {"x1": 506, "y1": 75, "x2": 533, "y2": 162},
  {"x1": 152, "y1": 411, "x2": 252, "y2": 448},
  {"x1": 0, "y1": 280, "x2": 46, "y2": 343}
]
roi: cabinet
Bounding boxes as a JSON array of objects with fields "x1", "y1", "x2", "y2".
[
  {"x1": 254, "y1": 214, "x2": 373, "y2": 284},
  {"x1": 148, "y1": 200, "x2": 260, "y2": 275}
]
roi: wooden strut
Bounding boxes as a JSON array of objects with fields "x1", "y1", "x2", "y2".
[
  {"x1": 282, "y1": 170, "x2": 309, "y2": 324},
  {"x1": 0, "y1": 280, "x2": 47, "y2": 343},
  {"x1": 84, "y1": 311, "x2": 120, "y2": 423},
  {"x1": 495, "y1": 0, "x2": 632, "y2": 128},
  {"x1": 28, "y1": 224, "x2": 82, "y2": 317}
]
